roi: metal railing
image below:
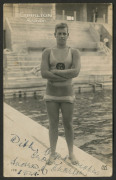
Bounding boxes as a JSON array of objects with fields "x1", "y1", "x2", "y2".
[{"x1": 98, "y1": 42, "x2": 112, "y2": 55}]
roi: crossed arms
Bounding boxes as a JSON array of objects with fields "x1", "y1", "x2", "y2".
[{"x1": 41, "y1": 48, "x2": 81, "y2": 82}]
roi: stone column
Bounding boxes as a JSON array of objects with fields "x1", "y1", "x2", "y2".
[
  {"x1": 74, "y1": 11, "x2": 77, "y2": 21},
  {"x1": 108, "y1": 4, "x2": 112, "y2": 25},
  {"x1": 93, "y1": 13, "x2": 95, "y2": 22},
  {"x1": 13, "y1": 4, "x2": 20, "y2": 17},
  {"x1": 82, "y1": 3, "x2": 87, "y2": 21},
  {"x1": 62, "y1": 10, "x2": 65, "y2": 20},
  {"x1": 52, "y1": 3, "x2": 56, "y2": 20},
  {"x1": 80, "y1": 3, "x2": 87, "y2": 22},
  {"x1": 103, "y1": 14, "x2": 106, "y2": 23}
]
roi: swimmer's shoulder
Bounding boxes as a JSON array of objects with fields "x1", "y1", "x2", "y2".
[
  {"x1": 70, "y1": 47, "x2": 80, "y2": 56},
  {"x1": 42, "y1": 48, "x2": 52, "y2": 55}
]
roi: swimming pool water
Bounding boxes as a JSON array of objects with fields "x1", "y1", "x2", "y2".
[{"x1": 5, "y1": 89, "x2": 112, "y2": 167}]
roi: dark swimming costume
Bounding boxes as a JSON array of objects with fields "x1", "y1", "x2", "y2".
[{"x1": 44, "y1": 47, "x2": 75, "y2": 103}]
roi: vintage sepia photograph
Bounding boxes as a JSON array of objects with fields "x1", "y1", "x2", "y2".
[{"x1": 3, "y1": 3, "x2": 112, "y2": 177}]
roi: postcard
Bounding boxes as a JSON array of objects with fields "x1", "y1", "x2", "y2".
[{"x1": 3, "y1": 3, "x2": 113, "y2": 177}]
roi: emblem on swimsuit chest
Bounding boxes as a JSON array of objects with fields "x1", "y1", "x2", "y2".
[{"x1": 56, "y1": 63, "x2": 65, "y2": 70}]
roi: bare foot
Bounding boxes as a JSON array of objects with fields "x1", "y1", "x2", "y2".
[
  {"x1": 46, "y1": 154, "x2": 56, "y2": 165},
  {"x1": 69, "y1": 154, "x2": 78, "y2": 165}
]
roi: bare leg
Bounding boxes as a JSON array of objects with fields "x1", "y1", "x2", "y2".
[
  {"x1": 61, "y1": 102, "x2": 78, "y2": 165},
  {"x1": 46, "y1": 101, "x2": 60, "y2": 164}
]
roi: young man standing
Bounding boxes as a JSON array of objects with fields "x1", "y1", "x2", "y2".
[{"x1": 41, "y1": 23, "x2": 81, "y2": 165}]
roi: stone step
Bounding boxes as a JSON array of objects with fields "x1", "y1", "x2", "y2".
[
  {"x1": 7, "y1": 77, "x2": 40, "y2": 81},
  {"x1": 4, "y1": 74, "x2": 111, "y2": 90},
  {"x1": 4, "y1": 81, "x2": 45, "y2": 89},
  {"x1": 7, "y1": 18, "x2": 98, "y2": 50},
  {"x1": 11, "y1": 23, "x2": 88, "y2": 29},
  {"x1": 9, "y1": 18, "x2": 90, "y2": 26},
  {"x1": 6, "y1": 56, "x2": 112, "y2": 64},
  {"x1": 5, "y1": 64, "x2": 112, "y2": 72}
]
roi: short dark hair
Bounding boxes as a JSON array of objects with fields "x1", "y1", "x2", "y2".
[{"x1": 55, "y1": 23, "x2": 68, "y2": 34}]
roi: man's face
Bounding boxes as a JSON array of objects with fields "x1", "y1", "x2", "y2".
[{"x1": 54, "y1": 28, "x2": 69, "y2": 45}]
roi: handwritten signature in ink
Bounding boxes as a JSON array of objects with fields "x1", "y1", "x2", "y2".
[{"x1": 10, "y1": 134, "x2": 100, "y2": 176}]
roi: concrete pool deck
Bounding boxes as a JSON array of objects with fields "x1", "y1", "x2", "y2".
[{"x1": 4, "y1": 103, "x2": 112, "y2": 177}]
